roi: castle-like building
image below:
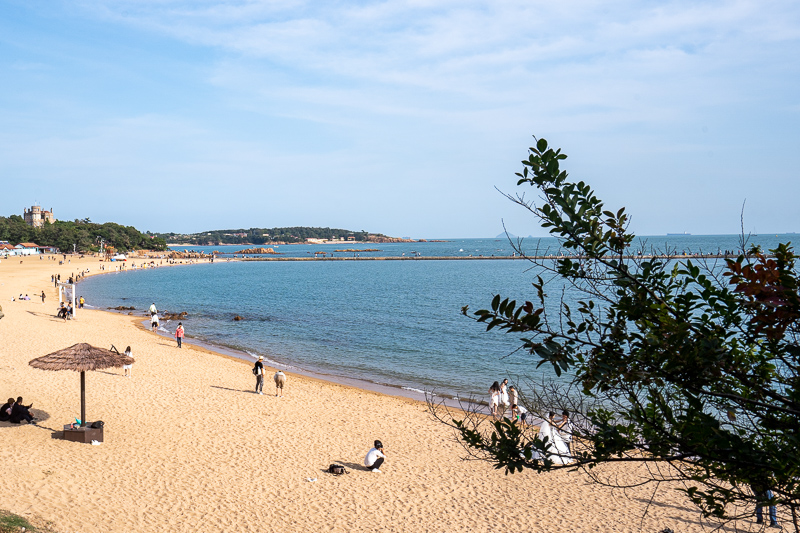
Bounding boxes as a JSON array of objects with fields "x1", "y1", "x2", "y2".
[{"x1": 24, "y1": 205, "x2": 55, "y2": 228}]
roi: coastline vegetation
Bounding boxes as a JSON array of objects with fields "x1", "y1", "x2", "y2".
[
  {"x1": 446, "y1": 136, "x2": 800, "y2": 529},
  {"x1": 0, "y1": 216, "x2": 167, "y2": 253},
  {"x1": 155, "y1": 226, "x2": 400, "y2": 245}
]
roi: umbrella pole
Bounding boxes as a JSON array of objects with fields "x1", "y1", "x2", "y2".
[{"x1": 80, "y1": 371, "x2": 86, "y2": 426}]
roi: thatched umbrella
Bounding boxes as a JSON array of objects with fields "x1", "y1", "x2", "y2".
[{"x1": 29, "y1": 343, "x2": 134, "y2": 426}]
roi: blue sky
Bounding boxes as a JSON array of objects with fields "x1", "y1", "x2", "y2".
[{"x1": 1, "y1": 0, "x2": 798, "y2": 238}]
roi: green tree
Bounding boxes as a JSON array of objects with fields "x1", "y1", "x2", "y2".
[{"x1": 449, "y1": 137, "x2": 800, "y2": 530}]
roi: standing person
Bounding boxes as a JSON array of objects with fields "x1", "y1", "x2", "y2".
[
  {"x1": 488, "y1": 381, "x2": 501, "y2": 420},
  {"x1": 558, "y1": 410, "x2": 575, "y2": 456},
  {"x1": 364, "y1": 440, "x2": 386, "y2": 473},
  {"x1": 79, "y1": 296, "x2": 85, "y2": 308},
  {"x1": 500, "y1": 379, "x2": 510, "y2": 410},
  {"x1": 41, "y1": 291, "x2": 46, "y2": 304},
  {"x1": 752, "y1": 482, "x2": 780, "y2": 528},
  {"x1": 122, "y1": 346, "x2": 133, "y2": 378},
  {"x1": 151, "y1": 314, "x2": 159, "y2": 332},
  {"x1": 149, "y1": 302, "x2": 158, "y2": 317},
  {"x1": 508, "y1": 385, "x2": 519, "y2": 420},
  {"x1": 274, "y1": 370, "x2": 286, "y2": 397},
  {"x1": 254, "y1": 356, "x2": 264, "y2": 395},
  {"x1": 175, "y1": 322, "x2": 184, "y2": 348}
]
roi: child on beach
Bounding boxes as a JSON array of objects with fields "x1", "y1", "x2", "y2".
[
  {"x1": 123, "y1": 346, "x2": 133, "y2": 378},
  {"x1": 175, "y1": 323, "x2": 184, "y2": 348}
]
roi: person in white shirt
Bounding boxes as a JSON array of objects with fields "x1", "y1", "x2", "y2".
[
  {"x1": 273, "y1": 370, "x2": 286, "y2": 397},
  {"x1": 364, "y1": 440, "x2": 386, "y2": 473}
]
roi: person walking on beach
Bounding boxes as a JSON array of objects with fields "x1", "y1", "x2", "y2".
[
  {"x1": 41, "y1": 291, "x2": 45, "y2": 304},
  {"x1": 489, "y1": 381, "x2": 501, "y2": 420},
  {"x1": 151, "y1": 314, "x2": 159, "y2": 332},
  {"x1": 123, "y1": 346, "x2": 133, "y2": 378},
  {"x1": 274, "y1": 370, "x2": 286, "y2": 397},
  {"x1": 79, "y1": 296, "x2": 85, "y2": 308},
  {"x1": 254, "y1": 356, "x2": 264, "y2": 395},
  {"x1": 364, "y1": 440, "x2": 386, "y2": 473},
  {"x1": 149, "y1": 302, "x2": 158, "y2": 317},
  {"x1": 175, "y1": 322, "x2": 184, "y2": 348}
]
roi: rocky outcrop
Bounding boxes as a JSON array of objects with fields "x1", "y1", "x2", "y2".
[
  {"x1": 109, "y1": 306, "x2": 136, "y2": 311},
  {"x1": 236, "y1": 247, "x2": 278, "y2": 255},
  {"x1": 162, "y1": 311, "x2": 188, "y2": 320},
  {"x1": 233, "y1": 315, "x2": 244, "y2": 321}
]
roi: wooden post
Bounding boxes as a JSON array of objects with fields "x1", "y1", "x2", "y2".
[{"x1": 80, "y1": 371, "x2": 86, "y2": 426}]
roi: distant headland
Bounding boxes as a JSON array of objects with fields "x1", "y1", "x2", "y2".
[{"x1": 154, "y1": 226, "x2": 423, "y2": 246}]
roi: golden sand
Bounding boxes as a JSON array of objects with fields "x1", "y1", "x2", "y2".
[{"x1": 0, "y1": 255, "x2": 740, "y2": 532}]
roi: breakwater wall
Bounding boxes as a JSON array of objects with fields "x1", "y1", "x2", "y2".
[{"x1": 239, "y1": 254, "x2": 740, "y2": 262}]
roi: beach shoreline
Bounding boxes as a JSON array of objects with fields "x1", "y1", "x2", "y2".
[
  {"x1": 72, "y1": 255, "x2": 478, "y2": 409},
  {"x1": 0, "y1": 253, "x2": 735, "y2": 533}
]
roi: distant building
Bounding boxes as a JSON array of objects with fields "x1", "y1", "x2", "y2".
[{"x1": 23, "y1": 205, "x2": 55, "y2": 228}]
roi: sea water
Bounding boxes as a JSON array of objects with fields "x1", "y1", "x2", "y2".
[{"x1": 78, "y1": 235, "x2": 795, "y2": 399}]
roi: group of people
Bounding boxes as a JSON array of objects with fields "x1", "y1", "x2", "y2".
[
  {"x1": 57, "y1": 302, "x2": 74, "y2": 320},
  {"x1": 149, "y1": 303, "x2": 185, "y2": 348},
  {"x1": 488, "y1": 378, "x2": 519, "y2": 420},
  {"x1": 0, "y1": 397, "x2": 36, "y2": 424},
  {"x1": 253, "y1": 356, "x2": 287, "y2": 397},
  {"x1": 489, "y1": 379, "x2": 575, "y2": 464}
]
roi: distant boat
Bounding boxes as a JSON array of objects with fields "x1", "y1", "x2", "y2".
[{"x1": 667, "y1": 232, "x2": 691, "y2": 236}]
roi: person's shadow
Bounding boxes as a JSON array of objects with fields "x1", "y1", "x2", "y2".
[{"x1": 210, "y1": 385, "x2": 258, "y2": 394}]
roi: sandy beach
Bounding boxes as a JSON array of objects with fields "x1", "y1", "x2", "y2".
[{"x1": 0, "y1": 255, "x2": 747, "y2": 532}]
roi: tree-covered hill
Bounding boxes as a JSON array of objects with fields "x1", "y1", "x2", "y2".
[
  {"x1": 0, "y1": 216, "x2": 167, "y2": 253},
  {"x1": 156, "y1": 227, "x2": 405, "y2": 245}
]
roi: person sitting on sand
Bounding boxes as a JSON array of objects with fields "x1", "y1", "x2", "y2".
[
  {"x1": 9, "y1": 397, "x2": 34, "y2": 424},
  {"x1": 0, "y1": 398, "x2": 14, "y2": 422},
  {"x1": 274, "y1": 370, "x2": 286, "y2": 397},
  {"x1": 364, "y1": 440, "x2": 386, "y2": 473},
  {"x1": 57, "y1": 302, "x2": 68, "y2": 321}
]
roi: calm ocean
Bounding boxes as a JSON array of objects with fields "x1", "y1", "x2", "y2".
[{"x1": 78, "y1": 234, "x2": 795, "y2": 400}]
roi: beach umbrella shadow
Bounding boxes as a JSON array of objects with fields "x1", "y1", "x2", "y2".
[
  {"x1": 29, "y1": 343, "x2": 134, "y2": 427},
  {"x1": 0, "y1": 408, "x2": 51, "y2": 428}
]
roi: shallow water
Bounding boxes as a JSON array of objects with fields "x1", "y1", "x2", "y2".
[{"x1": 80, "y1": 234, "x2": 794, "y2": 398}]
